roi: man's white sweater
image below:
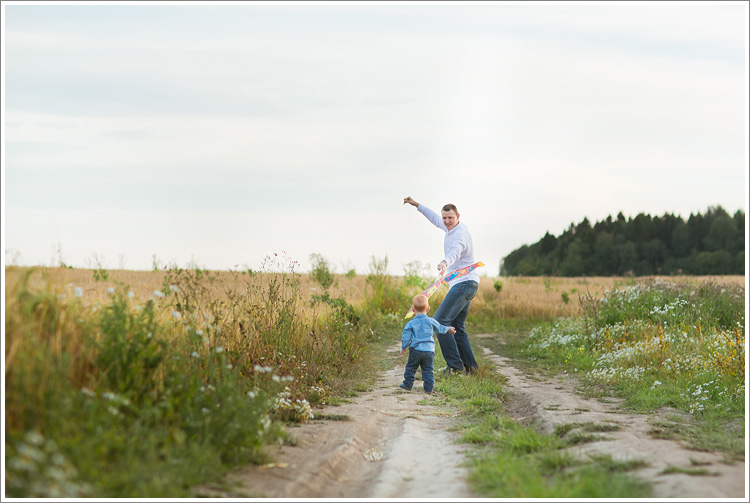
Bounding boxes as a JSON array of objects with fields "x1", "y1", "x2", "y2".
[{"x1": 418, "y1": 204, "x2": 480, "y2": 286}]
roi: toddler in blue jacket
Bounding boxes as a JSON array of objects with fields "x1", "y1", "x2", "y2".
[{"x1": 400, "y1": 294, "x2": 456, "y2": 394}]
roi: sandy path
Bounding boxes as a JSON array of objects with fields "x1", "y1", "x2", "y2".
[
  {"x1": 195, "y1": 338, "x2": 746, "y2": 499},
  {"x1": 195, "y1": 344, "x2": 475, "y2": 498}
]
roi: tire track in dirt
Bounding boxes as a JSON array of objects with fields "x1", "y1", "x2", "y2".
[
  {"x1": 195, "y1": 337, "x2": 746, "y2": 499},
  {"x1": 476, "y1": 335, "x2": 747, "y2": 499},
  {"x1": 194, "y1": 345, "x2": 475, "y2": 499}
]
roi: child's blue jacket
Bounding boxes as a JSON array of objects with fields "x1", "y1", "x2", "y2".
[{"x1": 401, "y1": 314, "x2": 452, "y2": 352}]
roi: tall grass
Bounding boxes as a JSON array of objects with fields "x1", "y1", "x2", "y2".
[
  {"x1": 487, "y1": 277, "x2": 746, "y2": 458},
  {"x1": 5, "y1": 260, "x2": 744, "y2": 496},
  {"x1": 4, "y1": 255, "x2": 404, "y2": 497}
]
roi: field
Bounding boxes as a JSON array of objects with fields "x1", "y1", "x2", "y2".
[
  {"x1": 5, "y1": 263, "x2": 742, "y2": 319},
  {"x1": 3, "y1": 262, "x2": 746, "y2": 497}
]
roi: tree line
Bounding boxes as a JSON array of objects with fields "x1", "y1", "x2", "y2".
[{"x1": 501, "y1": 206, "x2": 745, "y2": 276}]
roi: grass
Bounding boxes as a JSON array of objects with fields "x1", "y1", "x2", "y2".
[
  {"x1": 661, "y1": 466, "x2": 719, "y2": 476},
  {"x1": 4, "y1": 258, "x2": 404, "y2": 497},
  {"x1": 4, "y1": 261, "x2": 744, "y2": 497},
  {"x1": 311, "y1": 414, "x2": 351, "y2": 421},
  {"x1": 432, "y1": 347, "x2": 651, "y2": 498},
  {"x1": 479, "y1": 277, "x2": 746, "y2": 461}
]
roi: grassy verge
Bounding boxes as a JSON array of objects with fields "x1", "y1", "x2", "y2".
[
  {"x1": 432, "y1": 345, "x2": 651, "y2": 498},
  {"x1": 5, "y1": 260, "x2": 743, "y2": 497},
  {"x1": 3, "y1": 259, "x2": 402, "y2": 498},
  {"x1": 478, "y1": 278, "x2": 745, "y2": 461}
]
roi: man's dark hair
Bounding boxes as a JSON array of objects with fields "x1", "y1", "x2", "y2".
[{"x1": 442, "y1": 203, "x2": 458, "y2": 214}]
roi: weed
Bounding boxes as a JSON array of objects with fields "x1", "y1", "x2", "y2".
[
  {"x1": 581, "y1": 422, "x2": 620, "y2": 433},
  {"x1": 554, "y1": 422, "x2": 581, "y2": 437},
  {"x1": 309, "y1": 253, "x2": 335, "y2": 290},
  {"x1": 403, "y1": 260, "x2": 430, "y2": 289},
  {"x1": 3, "y1": 259, "x2": 396, "y2": 497},
  {"x1": 511, "y1": 278, "x2": 745, "y2": 457},
  {"x1": 311, "y1": 414, "x2": 350, "y2": 421},
  {"x1": 661, "y1": 466, "x2": 718, "y2": 476},
  {"x1": 493, "y1": 280, "x2": 503, "y2": 293},
  {"x1": 564, "y1": 431, "x2": 609, "y2": 446},
  {"x1": 586, "y1": 454, "x2": 649, "y2": 472},
  {"x1": 434, "y1": 350, "x2": 649, "y2": 498}
]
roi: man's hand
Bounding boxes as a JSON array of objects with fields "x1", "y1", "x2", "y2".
[
  {"x1": 437, "y1": 260, "x2": 447, "y2": 276},
  {"x1": 403, "y1": 196, "x2": 419, "y2": 207}
]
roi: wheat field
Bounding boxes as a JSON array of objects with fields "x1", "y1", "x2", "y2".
[{"x1": 5, "y1": 266, "x2": 744, "y2": 321}]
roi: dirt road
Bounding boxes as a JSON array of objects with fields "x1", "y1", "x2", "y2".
[{"x1": 195, "y1": 337, "x2": 746, "y2": 499}]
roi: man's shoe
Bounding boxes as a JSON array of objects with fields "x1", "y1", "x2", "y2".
[
  {"x1": 442, "y1": 367, "x2": 462, "y2": 377},
  {"x1": 399, "y1": 383, "x2": 412, "y2": 391}
]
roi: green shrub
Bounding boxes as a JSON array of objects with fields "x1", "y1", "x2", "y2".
[
  {"x1": 309, "y1": 253, "x2": 335, "y2": 290},
  {"x1": 363, "y1": 256, "x2": 411, "y2": 316},
  {"x1": 4, "y1": 258, "x2": 380, "y2": 497}
]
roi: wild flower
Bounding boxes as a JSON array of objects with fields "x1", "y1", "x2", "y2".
[
  {"x1": 530, "y1": 318, "x2": 590, "y2": 349},
  {"x1": 272, "y1": 388, "x2": 314, "y2": 422},
  {"x1": 258, "y1": 415, "x2": 272, "y2": 439},
  {"x1": 152, "y1": 290, "x2": 164, "y2": 298},
  {"x1": 588, "y1": 366, "x2": 646, "y2": 383},
  {"x1": 688, "y1": 402, "x2": 705, "y2": 414},
  {"x1": 5, "y1": 431, "x2": 92, "y2": 497},
  {"x1": 309, "y1": 385, "x2": 330, "y2": 405},
  {"x1": 649, "y1": 298, "x2": 689, "y2": 316},
  {"x1": 74, "y1": 287, "x2": 83, "y2": 298}
]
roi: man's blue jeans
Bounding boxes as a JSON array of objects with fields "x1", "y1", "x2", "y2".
[
  {"x1": 434, "y1": 280, "x2": 479, "y2": 372},
  {"x1": 402, "y1": 348, "x2": 435, "y2": 393}
]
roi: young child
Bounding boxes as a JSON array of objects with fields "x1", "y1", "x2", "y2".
[{"x1": 400, "y1": 294, "x2": 456, "y2": 394}]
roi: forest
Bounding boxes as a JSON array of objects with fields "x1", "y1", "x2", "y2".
[{"x1": 501, "y1": 206, "x2": 745, "y2": 276}]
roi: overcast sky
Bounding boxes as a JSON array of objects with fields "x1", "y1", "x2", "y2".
[{"x1": 2, "y1": 1, "x2": 748, "y2": 278}]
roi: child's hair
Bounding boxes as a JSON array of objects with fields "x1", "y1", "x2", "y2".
[{"x1": 412, "y1": 294, "x2": 429, "y2": 313}]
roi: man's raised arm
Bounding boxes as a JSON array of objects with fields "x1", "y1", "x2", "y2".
[{"x1": 403, "y1": 196, "x2": 445, "y2": 230}]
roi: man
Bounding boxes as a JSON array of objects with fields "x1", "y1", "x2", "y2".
[{"x1": 403, "y1": 196, "x2": 479, "y2": 374}]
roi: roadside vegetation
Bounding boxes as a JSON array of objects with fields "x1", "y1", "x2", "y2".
[
  {"x1": 5, "y1": 255, "x2": 402, "y2": 497},
  {"x1": 4, "y1": 255, "x2": 745, "y2": 497},
  {"x1": 431, "y1": 343, "x2": 651, "y2": 498},
  {"x1": 479, "y1": 278, "x2": 745, "y2": 460},
  {"x1": 428, "y1": 276, "x2": 744, "y2": 497}
]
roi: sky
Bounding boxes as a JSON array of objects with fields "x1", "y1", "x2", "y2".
[{"x1": 2, "y1": 1, "x2": 748, "y2": 278}]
